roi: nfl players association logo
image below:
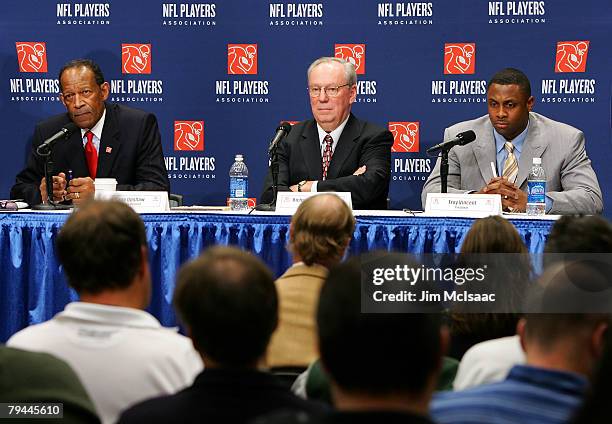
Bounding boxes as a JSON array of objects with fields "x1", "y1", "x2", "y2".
[
  {"x1": 174, "y1": 121, "x2": 204, "y2": 151},
  {"x1": 122, "y1": 44, "x2": 152, "y2": 74},
  {"x1": 555, "y1": 41, "x2": 589, "y2": 73},
  {"x1": 444, "y1": 43, "x2": 475, "y2": 75},
  {"x1": 334, "y1": 44, "x2": 365, "y2": 74},
  {"x1": 389, "y1": 122, "x2": 419, "y2": 153},
  {"x1": 228, "y1": 44, "x2": 258, "y2": 75},
  {"x1": 15, "y1": 42, "x2": 47, "y2": 73}
]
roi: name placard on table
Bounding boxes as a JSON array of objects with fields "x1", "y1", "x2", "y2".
[
  {"x1": 425, "y1": 193, "x2": 502, "y2": 217},
  {"x1": 276, "y1": 192, "x2": 353, "y2": 214},
  {"x1": 95, "y1": 191, "x2": 169, "y2": 212}
]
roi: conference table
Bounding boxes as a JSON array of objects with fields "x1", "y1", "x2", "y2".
[{"x1": 0, "y1": 209, "x2": 556, "y2": 342}]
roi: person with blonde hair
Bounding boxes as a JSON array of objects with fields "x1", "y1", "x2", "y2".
[{"x1": 267, "y1": 194, "x2": 355, "y2": 368}]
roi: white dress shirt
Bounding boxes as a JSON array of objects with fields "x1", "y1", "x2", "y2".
[{"x1": 80, "y1": 108, "x2": 106, "y2": 154}]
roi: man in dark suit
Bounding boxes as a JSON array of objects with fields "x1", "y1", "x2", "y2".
[
  {"x1": 119, "y1": 246, "x2": 326, "y2": 424},
  {"x1": 260, "y1": 57, "x2": 392, "y2": 210},
  {"x1": 11, "y1": 59, "x2": 169, "y2": 206}
]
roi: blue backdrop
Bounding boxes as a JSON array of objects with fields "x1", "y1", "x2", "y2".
[{"x1": 1, "y1": 0, "x2": 610, "y2": 212}]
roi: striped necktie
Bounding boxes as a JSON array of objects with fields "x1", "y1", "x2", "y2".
[
  {"x1": 502, "y1": 141, "x2": 518, "y2": 183},
  {"x1": 322, "y1": 134, "x2": 333, "y2": 180}
]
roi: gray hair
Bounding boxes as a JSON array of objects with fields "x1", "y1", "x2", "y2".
[{"x1": 307, "y1": 57, "x2": 357, "y2": 86}]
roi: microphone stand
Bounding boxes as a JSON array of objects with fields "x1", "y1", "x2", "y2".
[
  {"x1": 440, "y1": 148, "x2": 449, "y2": 194},
  {"x1": 32, "y1": 146, "x2": 72, "y2": 210},
  {"x1": 255, "y1": 143, "x2": 280, "y2": 212}
]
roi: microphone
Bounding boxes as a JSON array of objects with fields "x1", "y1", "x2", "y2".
[
  {"x1": 36, "y1": 122, "x2": 79, "y2": 155},
  {"x1": 268, "y1": 122, "x2": 292, "y2": 154},
  {"x1": 426, "y1": 130, "x2": 476, "y2": 154}
]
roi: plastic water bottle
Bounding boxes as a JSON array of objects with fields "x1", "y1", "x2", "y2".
[
  {"x1": 526, "y1": 157, "x2": 546, "y2": 216},
  {"x1": 229, "y1": 154, "x2": 249, "y2": 211}
]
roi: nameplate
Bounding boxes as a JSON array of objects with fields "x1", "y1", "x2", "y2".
[
  {"x1": 95, "y1": 191, "x2": 169, "y2": 213},
  {"x1": 425, "y1": 193, "x2": 502, "y2": 217},
  {"x1": 275, "y1": 192, "x2": 353, "y2": 214}
]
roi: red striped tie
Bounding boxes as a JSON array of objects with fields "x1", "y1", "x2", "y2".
[
  {"x1": 84, "y1": 131, "x2": 98, "y2": 179},
  {"x1": 322, "y1": 134, "x2": 333, "y2": 180}
]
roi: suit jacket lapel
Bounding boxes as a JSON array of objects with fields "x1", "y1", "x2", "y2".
[
  {"x1": 473, "y1": 121, "x2": 497, "y2": 183},
  {"x1": 327, "y1": 114, "x2": 359, "y2": 180},
  {"x1": 96, "y1": 104, "x2": 120, "y2": 178},
  {"x1": 515, "y1": 116, "x2": 547, "y2": 188},
  {"x1": 63, "y1": 130, "x2": 89, "y2": 176},
  {"x1": 300, "y1": 120, "x2": 323, "y2": 179}
]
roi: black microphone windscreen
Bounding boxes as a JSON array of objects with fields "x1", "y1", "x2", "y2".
[
  {"x1": 64, "y1": 122, "x2": 79, "y2": 134},
  {"x1": 459, "y1": 130, "x2": 476, "y2": 143},
  {"x1": 278, "y1": 122, "x2": 292, "y2": 134}
]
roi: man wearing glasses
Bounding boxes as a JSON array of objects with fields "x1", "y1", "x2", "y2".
[
  {"x1": 11, "y1": 59, "x2": 169, "y2": 206},
  {"x1": 260, "y1": 57, "x2": 392, "y2": 210}
]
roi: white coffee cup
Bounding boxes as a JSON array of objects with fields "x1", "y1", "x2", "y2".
[{"x1": 94, "y1": 178, "x2": 117, "y2": 192}]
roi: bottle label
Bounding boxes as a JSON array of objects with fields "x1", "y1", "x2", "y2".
[
  {"x1": 527, "y1": 181, "x2": 546, "y2": 203},
  {"x1": 230, "y1": 177, "x2": 248, "y2": 198}
]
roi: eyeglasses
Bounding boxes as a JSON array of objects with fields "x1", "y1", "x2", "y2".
[
  {"x1": 0, "y1": 201, "x2": 18, "y2": 211},
  {"x1": 308, "y1": 83, "x2": 350, "y2": 98}
]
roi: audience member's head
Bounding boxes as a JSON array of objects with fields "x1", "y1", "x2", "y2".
[
  {"x1": 174, "y1": 246, "x2": 277, "y2": 368},
  {"x1": 519, "y1": 261, "x2": 611, "y2": 377},
  {"x1": 56, "y1": 200, "x2": 150, "y2": 308},
  {"x1": 458, "y1": 215, "x2": 532, "y2": 308},
  {"x1": 317, "y1": 253, "x2": 446, "y2": 413},
  {"x1": 461, "y1": 215, "x2": 528, "y2": 254},
  {"x1": 519, "y1": 313, "x2": 609, "y2": 377},
  {"x1": 289, "y1": 194, "x2": 355, "y2": 268},
  {"x1": 450, "y1": 216, "x2": 531, "y2": 358},
  {"x1": 544, "y1": 215, "x2": 612, "y2": 268}
]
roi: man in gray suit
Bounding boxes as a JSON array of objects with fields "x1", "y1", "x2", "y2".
[{"x1": 422, "y1": 68, "x2": 602, "y2": 214}]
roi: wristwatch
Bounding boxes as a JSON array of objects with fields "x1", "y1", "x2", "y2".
[{"x1": 297, "y1": 180, "x2": 307, "y2": 192}]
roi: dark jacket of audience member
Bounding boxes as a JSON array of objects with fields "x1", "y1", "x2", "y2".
[
  {"x1": 0, "y1": 346, "x2": 99, "y2": 423},
  {"x1": 119, "y1": 247, "x2": 326, "y2": 424},
  {"x1": 255, "y1": 253, "x2": 447, "y2": 424},
  {"x1": 571, "y1": 327, "x2": 612, "y2": 424}
]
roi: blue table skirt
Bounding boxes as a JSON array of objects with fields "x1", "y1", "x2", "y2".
[{"x1": 0, "y1": 212, "x2": 554, "y2": 342}]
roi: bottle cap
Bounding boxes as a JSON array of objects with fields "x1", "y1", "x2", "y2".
[
  {"x1": 235, "y1": 154, "x2": 243, "y2": 161},
  {"x1": 533, "y1": 157, "x2": 542, "y2": 165}
]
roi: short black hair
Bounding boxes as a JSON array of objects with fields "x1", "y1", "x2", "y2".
[
  {"x1": 56, "y1": 200, "x2": 146, "y2": 294},
  {"x1": 545, "y1": 215, "x2": 612, "y2": 255},
  {"x1": 58, "y1": 59, "x2": 105, "y2": 91},
  {"x1": 174, "y1": 246, "x2": 277, "y2": 367},
  {"x1": 523, "y1": 313, "x2": 610, "y2": 350},
  {"x1": 317, "y1": 254, "x2": 443, "y2": 394},
  {"x1": 488, "y1": 67, "x2": 531, "y2": 98}
]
